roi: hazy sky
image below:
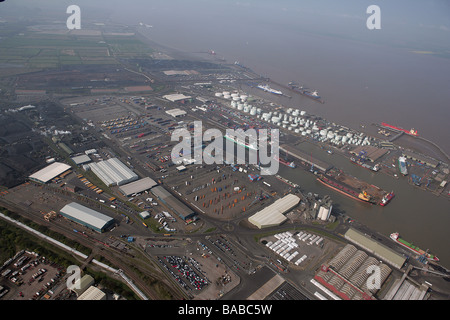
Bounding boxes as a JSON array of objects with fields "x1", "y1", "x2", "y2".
[{"x1": 1, "y1": 0, "x2": 449, "y2": 52}]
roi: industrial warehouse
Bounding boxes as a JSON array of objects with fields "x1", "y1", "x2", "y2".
[
  {"x1": 118, "y1": 177, "x2": 158, "y2": 197},
  {"x1": 344, "y1": 228, "x2": 406, "y2": 269},
  {"x1": 314, "y1": 244, "x2": 392, "y2": 300},
  {"x1": 248, "y1": 194, "x2": 300, "y2": 229},
  {"x1": 150, "y1": 186, "x2": 196, "y2": 221},
  {"x1": 87, "y1": 158, "x2": 138, "y2": 186},
  {"x1": 28, "y1": 162, "x2": 72, "y2": 184},
  {"x1": 59, "y1": 202, "x2": 115, "y2": 233}
]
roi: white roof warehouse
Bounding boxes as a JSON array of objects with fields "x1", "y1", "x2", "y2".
[
  {"x1": 60, "y1": 202, "x2": 114, "y2": 233},
  {"x1": 29, "y1": 162, "x2": 72, "y2": 184},
  {"x1": 88, "y1": 158, "x2": 138, "y2": 186},
  {"x1": 248, "y1": 194, "x2": 301, "y2": 229}
]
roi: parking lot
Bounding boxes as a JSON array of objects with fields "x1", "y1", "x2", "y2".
[
  {"x1": 145, "y1": 237, "x2": 239, "y2": 299},
  {"x1": 0, "y1": 250, "x2": 65, "y2": 300},
  {"x1": 261, "y1": 230, "x2": 342, "y2": 271}
]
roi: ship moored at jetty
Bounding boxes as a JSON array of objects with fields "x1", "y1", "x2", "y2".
[
  {"x1": 287, "y1": 82, "x2": 325, "y2": 104},
  {"x1": 390, "y1": 232, "x2": 439, "y2": 262},
  {"x1": 257, "y1": 84, "x2": 282, "y2": 95},
  {"x1": 398, "y1": 156, "x2": 408, "y2": 176},
  {"x1": 274, "y1": 155, "x2": 296, "y2": 168},
  {"x1": 381, "y1": 122, "x2": 418, "y2": 137},
  {"x1": 316, "y1": 173, "x2": 375, "y2": 204},
  {"x1": 350, "y1": 157, "x2": 380, "y2": 172}
]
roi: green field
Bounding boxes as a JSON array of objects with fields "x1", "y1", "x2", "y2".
[{"x1": 0, "y1": 29, "x2": 154, "y2": 73}]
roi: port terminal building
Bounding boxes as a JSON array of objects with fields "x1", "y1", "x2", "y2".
[
  {"x1": 344, "y1": 228, "x2": 406, "y2": 269},
  {"x1": 280, "y1": 144, "x2": 332, "y2": 173},
  {"x1": 349, "y1": 145, "x2": 388, "y2": 163},
  {"x1": 403, "y1": 150, "x2": 439, "y2": 168},
  {"x1": 59, "y1": 202, "x2": 114, "y2": 233},
  {"x1": 248, "y1": 194, "x2": 300, "y2": 229}
]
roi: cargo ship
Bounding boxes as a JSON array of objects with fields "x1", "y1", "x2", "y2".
[
  {"x1": 398, "y1": 156, "x2": 408, "y2": 175},
  {"x1": 304, "y1": 90, "x2": 321, "y2": 99},
  {"x1": 316, "y1": 174, "x2": 374, "y2": 204},
  {"x1": 257, "y1": 84, "x2": 283, "y2": 95},
  {"x1": 350, "y1": 157, "x2": 380, "y2": 172},
  {"x1": 381, "y1": 122, "x2": 418, "y2": 137},
  {"x1": 274, "y1": 155, "x2": 296, "y2": 168},
  {"x1": 390, "y1": 232, "x2": 439, "y2": 262},
  {"x1": 224, "y1": 132, "x2": 259, "y2": 151},
  {"x1": 379, "y1": 191, "x2": 394, "y2": 206},
  {"x1": 288, "y1": 83, "x2": 325, "y2": 104}
]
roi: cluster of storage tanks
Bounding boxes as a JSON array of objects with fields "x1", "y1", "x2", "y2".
[
  {"x1": 217, "y1": 94, "x2": 374, "y2": 148},
  {"x1": 215, "y1": 91, "x2": 248, "y2": 103},
  {"x1": 258, "y1": 108, "x2": 373, "y2": 147}
]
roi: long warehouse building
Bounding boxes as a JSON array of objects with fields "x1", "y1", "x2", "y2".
[
  {"x1": 119, "y1": 177, "x2": 158, "y2": 197},
  {"x1": 88, "y1": 158, "x2": 138, "y2": 186},
  {"x1": 248, "y1": 194, "x2": 301, "y2": 229},
  {"x1": 60, "y1": 202, "x2": 114, "y2": 233},
  {"x1": 29, "y1": 162, "x2": 72, "y2": 184},
  {"x1": 151, "y1": 186, "x2": 196, "y2": 221}
]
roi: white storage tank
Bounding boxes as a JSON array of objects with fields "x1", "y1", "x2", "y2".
[{"x1": 215, "y1": 92, "x2": 223, "y2": 97}]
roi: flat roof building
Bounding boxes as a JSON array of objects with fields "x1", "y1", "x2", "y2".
[
  {"x1": 344, "y1": 228, "x2": 406, "y2": 269},
  {"x1": 151, "y1": 186, "x2": 196, "y2": 221},
  {"x1": 119, "y1": 177, "x2": 158, "y2": 197},
  {"x1": 77, "y1": 286, "x2": 106, "y2": 300},
  {"x1": 71, "y1": 154, "x2": 92, "y2": 165},
  {"x1": 248, "y1": 194, "x2": 300, "y2": 229},
  {"x1": 280, "y1": 144, "x2": 332, "y2": 172},
  {"x1": 88, "y1": 158, "x2": 138, "y2": 186},
  {"x1": 163, "y1": 93, "x2": 192, "y2": 102},
  {"x1": 350, "y1": 145, "x2": 388, "y2": 163},
  {"x1": 29, "y1": 162, "x2": 71, "y2": 184},
  {"x1": 403, "y1": 150, "x2": 439, "y2": 168},
  {"x1": 166, "y1": 108, "x2": 187, "y2": 117},
  {"x1": 60, "y1": 202, "x2": 114, "y2": 233}
]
